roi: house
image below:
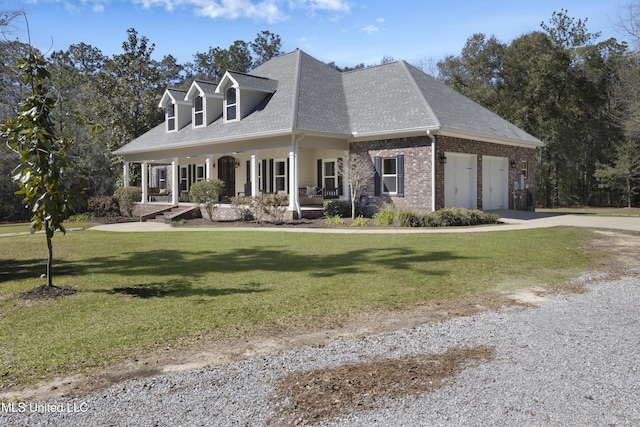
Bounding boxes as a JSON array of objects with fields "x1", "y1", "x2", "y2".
[{"x1": 114, "y1": 49, "x2": 543, "y2": 220}]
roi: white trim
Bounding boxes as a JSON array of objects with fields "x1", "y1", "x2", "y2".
[
  {"x1": 141, "y1": 161, "x2": 148, "y2": 203},
  {"x1": 171, "y1": 158, "x2": 179, "y2": 205}
]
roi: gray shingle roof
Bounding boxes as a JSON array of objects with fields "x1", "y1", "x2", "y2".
[
  {"x1": 226, "y1": 72, "x2": 278, "y2": 92},
  {"x1": 115, "y1": 49, "x2": 541, "y2": 156}
]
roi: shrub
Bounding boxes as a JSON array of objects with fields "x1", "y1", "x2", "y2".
[
  {"x1": 189, "y1": 179, "x2": 225, "y2": 221},
  {"x1": 261, "y1": 193, "x2": 289, "y2": 224},
  {"x1": 325, "y1": 215, "x2": 345, "y2": 225},
  {"x1": 68, "y1": 213, "x2": 92, "y2": 222},
  {"x1": 397, "y1": 210, "x2": 424, "y2": 227},
  {"x1": 351, "y1": 215, "x2": 369, "y2": 227},
  {"x1": 114, "y1": 186, "x2": 142, "y2": 218},
  {"x1": 323, "y1": 200, "x2": 352, "y2": 218},
  {"x1": 427, "y1": 208, "x2": 500, "y2": 227},
  {"x1": 373, "y1": 209, "x2": 395, "y2": 226},
  {"x1": 87, "y1": 195, "x2": 120, "y2": 217},
  {"x1": 230, "y1": 196, "x2": 256, "y2": 221}
]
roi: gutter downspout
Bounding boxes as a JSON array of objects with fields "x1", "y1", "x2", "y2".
[{"x1": 427, "y1": 130, "x2": 436, "y2": 212}]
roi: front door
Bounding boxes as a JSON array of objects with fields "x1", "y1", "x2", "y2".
[{"x1": 218, "y1": 156, "x2": 236, "y2": 199}]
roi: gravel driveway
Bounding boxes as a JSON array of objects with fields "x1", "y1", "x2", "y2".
[{"x1": 2, "y1": 270, "x2": 639, "y2": 426}]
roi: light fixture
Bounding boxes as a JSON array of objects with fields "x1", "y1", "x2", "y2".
[
  {"x1": 235, "y1": 160, "x2": 240, "y2": 168},
  {"x1": 439, "y1": 153, "x2": 447, "y2": 164},
  {"x1": 510, "y1": 159, "x2": 517, "y2": 168}
]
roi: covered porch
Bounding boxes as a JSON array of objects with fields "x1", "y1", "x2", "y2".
[{"x1": 121, "y1": 135, "x2": 350, "y2": 219}]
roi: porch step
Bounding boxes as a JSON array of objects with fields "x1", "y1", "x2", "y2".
[{"x1": 150, "y1": 205, "x2": 201, "y2": 223}]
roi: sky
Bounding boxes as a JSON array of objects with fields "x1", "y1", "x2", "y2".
[{"x1": 7, "y1": 0, "x2": 634, "y2": 69}]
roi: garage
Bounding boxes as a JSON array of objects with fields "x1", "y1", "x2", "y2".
[
  {"x1": 444, "y1": 153, "x2": 477, "y2": 209},
  {"x1": 482, "y1": 156, "x2": 509, "y2": 210}
]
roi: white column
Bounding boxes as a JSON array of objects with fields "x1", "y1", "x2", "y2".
[
  {"x1": 171, "y1": 158, "x2": 179, "y2": 205},
  {"x1": 250, "y1": 150, "x2": 258, "y2": 197},
  {"x1": 205, "y1": 155, "x2": 213, "y2": 180},
  {"x1": 141, "y1": 161, "x2": 148, "y2": 203},
  {"x1": 288, "y1": 140, "x2": 300, "y2": 216},
  {"x1": 342, "y1": 150, "x2": 350, "y2": 200},
  {"x1": 123, "y1": 162, "x2": 129, "y2": 187}
]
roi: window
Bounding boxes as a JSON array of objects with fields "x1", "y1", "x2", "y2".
[
  {"x1": 179, "y1": 166, "x2": 188, "y2": 191},
  {"x1": 225, "y1": 87, "x2": 237, "y2": 121},
  {"x1": 323, "y1": 160, "x2": 337, "y2": 189},
  {"x1": 157, "y1": 168, "x2": 166, "y2": 189},
  {"x1": 520, "y1": 160, "x2": 528, "y2": 178},
  {"x1": 195, "y1": 164, "x2": 205, "y2": 182},
  {"x1": 274, "y1": 159, "x2": 287, "y2": 192},
  {"x1": 374, "y1": 155, "x2": 404, "y2": 197},
  {"x1": 194, "y1": 95, "x2": 204, "y2": 127},
  {"x1": 382, "y1": 158, "x2": 397, "y2": 194},
  {"x1": 167, "y1": 103, "x2": 176, "y2": 131}
]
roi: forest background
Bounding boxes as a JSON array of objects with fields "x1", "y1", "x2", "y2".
[{"x1": 1, "y1": 6, "x2": 639, "y2": 222}]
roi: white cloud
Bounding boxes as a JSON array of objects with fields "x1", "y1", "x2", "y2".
[
  {"x1": 133, "y1": 0, "x2": 287, "y2": 22},
  {"x1": 92, "y1": 3, "x2": 105, "y2": 12},
  {"x1": 361, "y1": 24, "x2": 379, "y2": 35},
  {"x1": 376, "y1": 17, "x2": 384, "y2": 23},
  {"x1": 307, "y1": 0, "x2": 349, "y2": 13},
  {"x1": 131, "y1": 0, "x2": 350, "y2": 22}
]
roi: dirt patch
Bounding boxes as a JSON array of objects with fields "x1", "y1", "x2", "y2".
[
  {"x1": 19, "y1": 284, "x2": 77, "y2": 300},
  {"x1": 272, "y1": 345, "x2": 495, "y2": 426}
]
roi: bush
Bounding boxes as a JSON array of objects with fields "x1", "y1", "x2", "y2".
[
  {"x1": 114, "y1": 186, "x2": 142, "y2": 218},
  {"x1": 230, "y1": 196, "x2": 256, "y2": 221},
  {"x1": 427, "y1": 208, "x2": 500, "y2": 227},
  {"x1": 323, "y1": 200, "x2": 352, "y2": 218},
  {"x1": 189, "y1": 179, "x2": 225, "y2": 221},
  {"x1": 351, "y1": 215, "x2": 368, "y2": 227},
  {"x1": 87, "y1": 195, "x2": 120, "y2": 217},
  {"x1": 261, "y1": 193, "x2": 289, "y2": 224},
  {"x1": 229, "y1": 193, "x2": 289, "y2": 223},
  {"x1": 325, "y1": 215, "x2": 344, "y2": 225},
  {"x1": 383, "y1": 207, "x2": 500, "y2": 228},
  {"x1": 372, "y1": 209, "x2": 395, "y2": 226}
]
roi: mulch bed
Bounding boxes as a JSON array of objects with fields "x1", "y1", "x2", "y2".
[{"x1": 19, "y1": 284, "x2": 77, "y2": 300}]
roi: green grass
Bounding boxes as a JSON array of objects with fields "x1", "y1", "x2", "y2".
[
  {"x1": 0, "y1": 227, "x2": 595, "y2": 388},
  {"x1": 0, "y1": 222, "x2": 96, "y2": 235},
  {"x1": 537, "y1": 207, "x2": 640, "y2": 216}
]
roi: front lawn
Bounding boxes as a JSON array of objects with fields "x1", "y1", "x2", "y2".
[{"x1": 0, "y1": 227, "x2": 594, "y2": 389}]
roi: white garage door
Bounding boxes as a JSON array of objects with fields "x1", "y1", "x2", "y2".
[
  {"x1": 444, "y1": 153, "x2": 477, "y2": 209},
  {"x1": 482, "y1": 156, "x2": 508, "y2": 210}
]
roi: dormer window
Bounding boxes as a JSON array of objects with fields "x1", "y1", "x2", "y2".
[
  {"x1": 167, "y1": 103, "x2": 176, "y2": 131},
  {"x1": 194, "y1": 95, "x2": 204, "y2": 127},
  {"x1": 225, "y1": 87, "x2": 237, "y2": 122}
]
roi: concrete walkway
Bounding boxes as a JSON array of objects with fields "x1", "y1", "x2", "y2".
[{"x1": 88, "y1": 210, "x2": 640, "y2": 234}]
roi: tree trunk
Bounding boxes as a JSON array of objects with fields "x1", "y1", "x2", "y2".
[{"x1": 45, "y1": 220, "x2": 53, "y2": 287}]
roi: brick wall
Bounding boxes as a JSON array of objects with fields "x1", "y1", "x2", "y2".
[
  {"x1": 351, "y1": 134, "x2": 537, "y2": 214},
  {"x1": 434, "y1": 135, "x2": 537, "y2": 211},
  {"x1": 351, "y1": 137, "x2": 433, "y2": 215}
]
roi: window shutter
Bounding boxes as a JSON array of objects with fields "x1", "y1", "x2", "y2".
[
  {"x1": 286, "y1": 158, "x2": 290, "y2": 192},
  {"x1": 374, "y1": 156, "x2": 381, "y2": 196},
  {"x1": 317, "y1": 159, "x2": 322, "y2": 188},
  {"x1": 337, "y1": 158, "x2": 344, "y2": 195},
  {"x1": 261, "y1": 159, "x2": 267, "y2": 191},
  {"x1": 269, "y1": 159, "x2": 274, "y2": 192},
  {"x1": 246, "y1": 160, "x2": 250, "y2": 183},
  {"x1": 397, "y1": 155, "x2": 404, "y2": 197}
]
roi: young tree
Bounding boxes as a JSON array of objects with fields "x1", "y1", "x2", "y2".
[
  {"x1": 0, "y1": 52, "x2": 74, "y2": 287},
  {"x1": 345, "y1": 150, "x2": 374, "y2": 219}
]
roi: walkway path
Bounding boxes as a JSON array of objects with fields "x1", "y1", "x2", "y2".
[{"x1": 89, "y1": 210, "x2": 640, "y2": 233}]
